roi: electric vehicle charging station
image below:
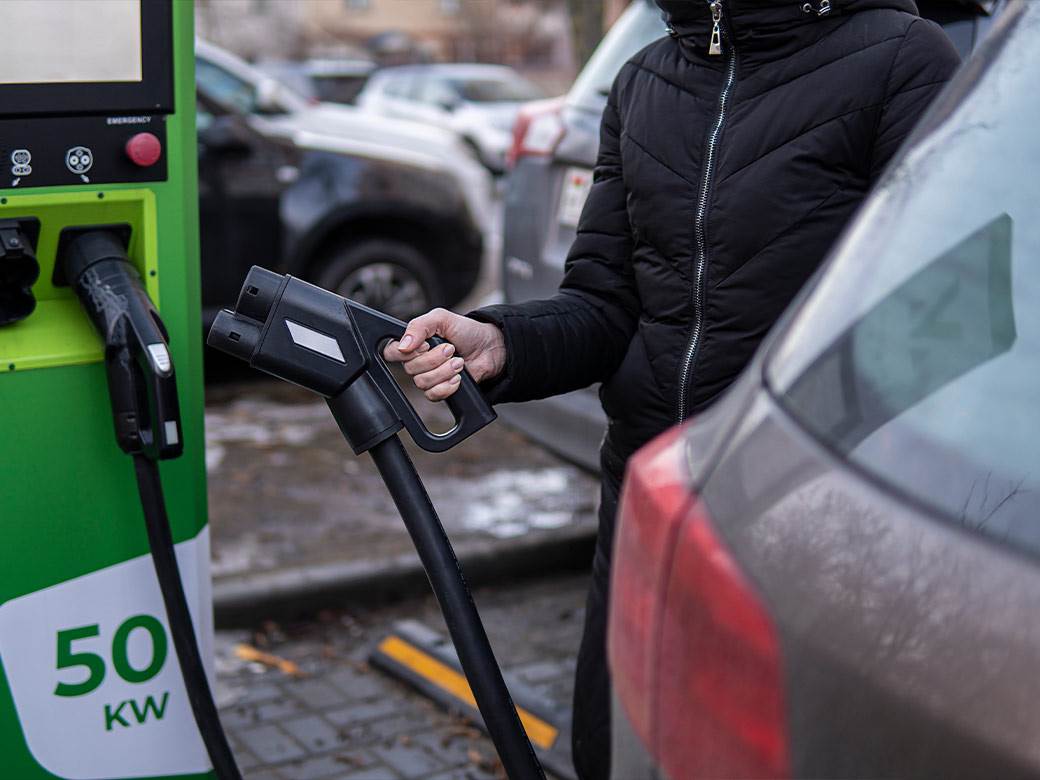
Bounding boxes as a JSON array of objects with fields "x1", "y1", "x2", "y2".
[{"x1": 0, "y1": 1, "x2": 217, "y2": 777}]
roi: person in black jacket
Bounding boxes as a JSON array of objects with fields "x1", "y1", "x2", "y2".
[{"x1": 385, "y1": 1, "x2": 960, "y2": 776}]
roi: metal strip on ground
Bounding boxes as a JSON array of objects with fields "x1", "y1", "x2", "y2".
[{"x1": 370, "y1": 619, "x2": 576, "y2": 780}]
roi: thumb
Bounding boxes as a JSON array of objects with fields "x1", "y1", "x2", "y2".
[{"x1": 397, "y1": 308, "x2": 451, "y2": 353}]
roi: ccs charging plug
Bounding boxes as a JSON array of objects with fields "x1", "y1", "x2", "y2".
[{"x1": 208, "y1": 266, "x2": 495, "y2": 454}]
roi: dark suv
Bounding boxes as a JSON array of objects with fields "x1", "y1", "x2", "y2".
[{"x1": 500, "y1": 0, "x2": 1004, "y2": 471}]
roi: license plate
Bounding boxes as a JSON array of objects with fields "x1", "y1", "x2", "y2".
[{"x1": 558, "y1": 167, "x2": 593, "y2": 227}]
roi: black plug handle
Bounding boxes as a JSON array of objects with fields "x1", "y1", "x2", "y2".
[
  {"x1": 62, "y1": 229, "x2": 183, "y2": 460},
  {"x1": 346, "y1": 300, "x2": 496, "y2": 453}
]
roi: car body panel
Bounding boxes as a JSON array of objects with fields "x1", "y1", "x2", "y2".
[
  {"x1": 610, "y1": 3, "x2": 1039, "y2": 776},
  {"x1": 700, "y1": 382, "x2": 1040, "y2": 779}
]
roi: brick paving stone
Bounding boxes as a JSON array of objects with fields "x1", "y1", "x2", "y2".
[
  {"x1": 255, "y1": 696, "x2": 309, "y2": 722},
  {"x1": 278, "y1": 750, "x2": 375, "y2": 780},
  {"x1": 367, "y1": 712, "x2": 438, "y2": 742},
  {"x1": 238, "y1": 723, "x2": 308, "y2": 764},
  {"x1": 333, "y1": 769, "x2": 401, "y2": 780},
  {"x1": 236, "y1": 682, "x2": 286, "y2": 705},
  {"x1": 234, "y1": 749, "x2": 263, "y2": 772},
  {"x1": 288, "y1": 678, "x2": 356, "y2": 710},
  {"x1": 326, "y1": 668, "x2": 389, "y2": 701},
  {"x1": 514, "y1": 660, "x2": 568, "y2": 685},
  {"x1": 373, "y1": 742, "x2": 445, "y2": 778},
  {"x1": 282, "y1": 714, "x2": 347, "y2": 753},
  {"x1": 325, "y1": 698, "x2": 406, "y2": 728},
  {"x1": 412, "y1": 731, "x2": 475, "y2": 767},
  {"x1": 427, "y1": 769, "x2": 500, "y2": 780}
]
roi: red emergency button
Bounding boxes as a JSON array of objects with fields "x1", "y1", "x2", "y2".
[{"x1": 125, "y1": 132, "x2": 162, "y2": 167}]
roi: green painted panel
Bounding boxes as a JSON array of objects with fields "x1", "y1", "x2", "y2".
[
  {"x1": 0, "y1": 190, "x2": 159, "y2": 371},
  {"x1": 0, "y1": 2, "x2": 215, "y2": 777}
]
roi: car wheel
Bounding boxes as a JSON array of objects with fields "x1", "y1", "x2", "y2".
[{"x1": 317, "y1": 239, "x2": 442, "y2": 321}]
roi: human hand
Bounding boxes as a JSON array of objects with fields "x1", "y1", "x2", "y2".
[{"x1": 382, "y1": 308, "x2": 506, "y2": 401}]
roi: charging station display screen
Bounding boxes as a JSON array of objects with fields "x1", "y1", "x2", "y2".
[{"x1": 0, "y1": 1, "x2": 142, "y2": 85}]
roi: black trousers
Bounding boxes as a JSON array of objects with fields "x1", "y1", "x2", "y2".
[{"x1": 571, "y1": 446, "x2": 626, "y2": 780}]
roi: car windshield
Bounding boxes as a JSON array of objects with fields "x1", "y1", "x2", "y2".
[
  {"x1": 568, "y1": 0, "x2": 667, "y2": 111},
  {"x1": 767, "y1": 8, "x2": 1040, "y2": 553},
  {"x1": 450, "y1": 76, "x2": 544, "y2": 103},
  {"x1": 196, "y1": 57, "x2": 259, "y2": 114},
  {"x1": 312, "y1": 75, "x2": 370, "y2": 104}
]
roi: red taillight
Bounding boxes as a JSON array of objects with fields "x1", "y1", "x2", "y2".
[
  {"x1": 507, "y1": 97, "x2": 565, "y2": 169},
  {"x1": 610, "y1": 425, "x2": 790, "y2": 780},
  {"x1": 609, "y1": 425, "x2": 692, "y2": 742}
]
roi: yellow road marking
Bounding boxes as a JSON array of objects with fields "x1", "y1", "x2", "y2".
[{"x1": 377, "y1": 635, "x2": 559, "y2": 750}]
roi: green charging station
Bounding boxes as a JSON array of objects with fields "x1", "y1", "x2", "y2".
[{"x1": 0, "y1": 1, "x2": 214, "y2": 777}]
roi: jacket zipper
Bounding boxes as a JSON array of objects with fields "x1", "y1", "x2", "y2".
[{"x1": 677, "y1": 0, "x2": 737, "y2": 423}]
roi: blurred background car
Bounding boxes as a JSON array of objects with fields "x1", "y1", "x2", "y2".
[
  {"x1": 257, "y1": 57, "x2": 378, "y2": 106},
  {"x1": 195, "y1": 40, "x2": 493, "y2": 326},
  {"x1": 357, "y1": 63, "x2": 549, "y2": 173},
  {"x1": 608, "y1": 3, "x2": 1037, "y2": 778},
  {"x1": 497, "y1": 0, "x2": 1008, "y2": 473}
]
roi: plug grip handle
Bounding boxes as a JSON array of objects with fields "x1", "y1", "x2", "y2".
[{"x1": 346, "y1": 300, "x2": 496, "y2": 453}]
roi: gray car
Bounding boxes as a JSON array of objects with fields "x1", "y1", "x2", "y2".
[
  {"x1": 500, "y1": 0, "x2": 1004, "y2": 472},
  {"x1": 608, "y1": 3, "x2": 1039, "y2": 777}
]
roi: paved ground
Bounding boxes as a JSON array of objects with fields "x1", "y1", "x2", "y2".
[
  {"x1": 204, "y1": 378, "x2": 598, "y2": 584},
  {"x1": 215, "y1": 573, "x2": 589, "y2": 780}
]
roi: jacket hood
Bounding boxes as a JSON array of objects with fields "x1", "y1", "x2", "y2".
[{"x1": 655, "y1": 0, "x2": 920, "y2": 66}]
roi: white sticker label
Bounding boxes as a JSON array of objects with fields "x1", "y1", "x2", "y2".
[
  {"x1": 286, "y1": 320, "x2": 346, "y2": 363},
  {"x1": 0, "y1": 528, "x2": 214, "y2": 779},
  {"x1": 558, "y1": 166, "x2": 593, "y2": 228}
]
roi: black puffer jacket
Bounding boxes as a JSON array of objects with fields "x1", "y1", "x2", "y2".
[{"x1": 474, "y1": 0, "x2": 960, "y2": 466}]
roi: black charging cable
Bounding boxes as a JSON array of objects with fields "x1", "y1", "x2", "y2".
[
  {"x1": 368, "y1": 436, "x2": 545, "y2": 780},
  {"x1": 133, "y1": 455, "x2": 243, "y2": 780}
]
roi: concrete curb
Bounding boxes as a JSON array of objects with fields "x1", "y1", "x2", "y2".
[{"x1": 213, "y1": 524, "x2": 595, "y2": 627}]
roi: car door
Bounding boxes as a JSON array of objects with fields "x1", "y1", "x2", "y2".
[{"x1": 196, "y1": 93, "x2": 294, "y2": 316}]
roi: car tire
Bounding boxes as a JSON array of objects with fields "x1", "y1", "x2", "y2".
[{"x1": 316, "y1": 238, "x2": 442, "y2": 322}]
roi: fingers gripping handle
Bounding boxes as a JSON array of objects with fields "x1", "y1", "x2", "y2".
[{"x1": 346, "y1": 300, "x2": 496, "y2": 453}]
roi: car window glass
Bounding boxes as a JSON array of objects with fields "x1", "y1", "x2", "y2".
[
  {"x1": 765, "y1": 15, "x2": 1040, "y2": 557},
  {"x1": 767, "y1": 11, "x2": 1040, "y2": 554},
  {"x1": 403, "y1": 75, "x2": 426, "y2": 101},
  {"x1": 196, "y1": 57, "x2": 258, "y2": 114},
  {"x1": 569, "y1": 0, "x2": 666, "y2": 111},
  {"x1": 450, "y1": 77, "x2": 544, "y2": 103},
  {"x1": 382, "y1": 75, "x2": 405, "y2": 97},
  {"x1": 312, "y1": 75, "x2": 368, "y2": 104},
  {"x1": 421, "y1": 78, "x2": 458, "y2": 106}
]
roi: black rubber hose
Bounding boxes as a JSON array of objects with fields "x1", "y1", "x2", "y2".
[
  {"x1": 368, "y1": 435, "x2": 545, "y2": 780},
  {"x1": 133, "y1": 455, "x2": 242, "y2": 780}
]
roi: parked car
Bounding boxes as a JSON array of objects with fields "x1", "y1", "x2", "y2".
[
  {"x1": 499, "y1": 0, "x2": 1006, "y2": 472},
  {"x1": 195, "y1": 41, "x2": 493, "y2": 324},
  {"x1": 357, "y1": 63, "x2": 547, "y2": 173},
  {"x1": 609, "y1": 3, "x2": 1038, "y2": 778},
  {"x1": 257, "y1": 58, "x2": 377, "y2": 106}
]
